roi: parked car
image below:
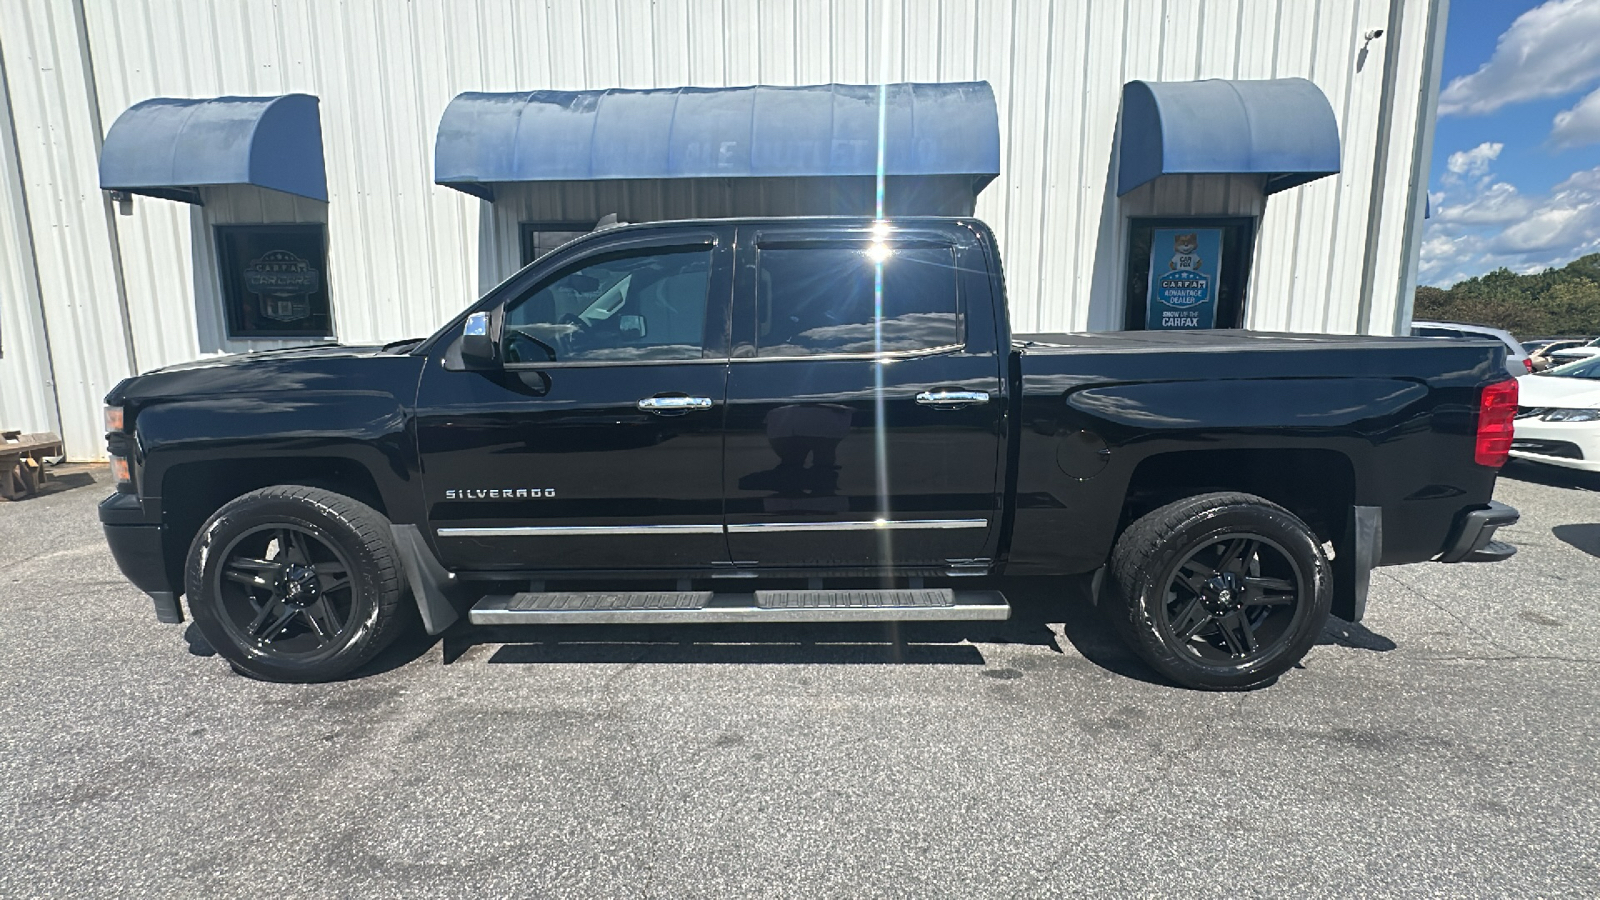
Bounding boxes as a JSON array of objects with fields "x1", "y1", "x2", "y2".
[
  {"x1": 1543, "y1": 336, "x2": 1600, "y2": 367},
  {"x1": 100, "y1": 217, "x2": 1520, "y2": 691},
  {"x1": 1412, "y1": 321, "x2": 1532, "y2": 377},
  {"x1": 1512, "y1": 356, "x2": 1600, "y2": 472},
  {"x1": 1526, "y1": 338, "x2": 1592, "y2": 372}
]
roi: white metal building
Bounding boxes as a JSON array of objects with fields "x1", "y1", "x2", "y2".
[{"x1": 0, "y1": 0, "x2": 1448, "y2": 460}]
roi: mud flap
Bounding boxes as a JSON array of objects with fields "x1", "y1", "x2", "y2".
[
  {"x1": 390, "y1": 524, "x2": 465, "y2": 635},
  {"x1": 1331, "y1": 505, "x2": 1381, "y2": 623}
]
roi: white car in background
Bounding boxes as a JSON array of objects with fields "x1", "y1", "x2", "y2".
[
  {"x1": 1542, "y1": 336, "x2": 1600, "y2": 367},
  {"x1": 1512, "y1": 357, "x2": 1600, "y2": 472}
]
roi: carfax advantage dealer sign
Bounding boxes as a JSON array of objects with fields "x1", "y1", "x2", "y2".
[{"x1": 1146, "y1": 227, "x2": 1223, "y2": 330}]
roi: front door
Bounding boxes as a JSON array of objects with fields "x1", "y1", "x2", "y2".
[
  {"x1": 721, "y1": 223, "x2": 1005, "y2": 570},
  {"x1": 416, "y1": 229, "x2": 733, "y2": 573}
]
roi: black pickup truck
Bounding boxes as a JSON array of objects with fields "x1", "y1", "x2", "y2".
[{"x1": 101, "y1": 217, "x2": 1520, "y2": 690}]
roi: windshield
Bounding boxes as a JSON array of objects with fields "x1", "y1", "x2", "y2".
[{"x1": 1546, "y1": 356, "x2": 1600, "y2": 379}]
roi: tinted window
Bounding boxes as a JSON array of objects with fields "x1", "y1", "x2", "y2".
[
  {"x1": 755, "y1": 244, "x2": 961, "y2": 357},
  {"x1": 503, "y1": 246, "x2": 710, "y2": 362},
  {"x1": 1551, "y1": 356, "x2": 1600, "y2": 379},
  {"x1": 1413, "y1": 326, "x2": 1466, "y2": 339}
]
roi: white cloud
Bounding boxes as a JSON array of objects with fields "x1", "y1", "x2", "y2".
[
  {"x1": 1420, "y1": 162, "x2": 1600, "y2": 287},
  {"x1": 1432, "y1": 181, "x2": 1534, "y2": 226},
  {"x1": 1438, "y1": 0, "x2": 1600, "y2": 117},
  {"x1": 1444, "y1": 142, "x2": 1504, "y2": 182},
  {"x1": 1552, "y1": 86, "x2": 1600, "y2": 148}
]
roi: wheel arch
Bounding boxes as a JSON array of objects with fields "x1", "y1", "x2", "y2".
[
  {"x1": 1119, "y1": 447, "x2": 1358, "y2": 545},
  {"x1": 158, "y1": 457, "x2": 392, "y2": 593}
]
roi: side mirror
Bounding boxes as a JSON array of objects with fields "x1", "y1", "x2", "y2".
[
  {"x1": 460, "y1": 311, "x2": 497, "y2": 368},
  {"x1": 619, "y1": 314, "x2": 648, "y2": 340}
]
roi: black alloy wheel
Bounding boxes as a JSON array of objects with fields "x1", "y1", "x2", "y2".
[
  {"x1": 185, "y1": 485, "x2": 409, "y2": 682},
  {"x1": 1107, "y1": 492, "x2": 1332, "y2": 690},
  {"x1": 1158, "y1": 533, "x2": 1307, "y2": 666},
  {"x1": 212, "y1": 524, "x2": 357, "y2": 660}
]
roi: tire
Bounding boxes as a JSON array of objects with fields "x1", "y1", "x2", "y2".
[
  {"x1": 184, "y1": 485, "x2": 409, "y2": 683},
  {"x1": 1106, "y1": 492, "x2": 1332, "y2": 691}
]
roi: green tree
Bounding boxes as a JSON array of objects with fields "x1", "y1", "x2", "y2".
[{"x1": 1415, "y1": 254, "x2": 1600, "y2": 337}]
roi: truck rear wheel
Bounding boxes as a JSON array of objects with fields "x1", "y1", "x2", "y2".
[
  {"x1": 184, "y1": 485, "x2": 409, "y2": 683},
  {"x1": 1107, "y1": 492, "x2": 1331, "y2": 690}
]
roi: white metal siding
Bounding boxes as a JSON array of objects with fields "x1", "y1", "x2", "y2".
[
  {"x1": 0, "y1": 0, "x2": 135, "y2": 458},
  {"x1": 0, "y1": 44, "x2": 58, "y2": 439},
  {"x1": 0, "y1": 0, "x2": 1441, "y2": 459}
]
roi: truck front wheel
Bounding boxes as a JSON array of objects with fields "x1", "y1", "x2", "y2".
[
  {"x1": 184, "y1": 485, "x2": 409, "y2": 682},
  {"x1": 1107, "y1": 492, "x2": 1332, "y2": 690}
]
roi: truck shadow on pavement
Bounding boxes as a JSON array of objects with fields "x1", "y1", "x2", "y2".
[
  {"x1": 442, "y1": 576, "x2": 1394, "y2": 687},
  {"x1": 1553, "y1": 523, "x2": 1600, "y2": 559},
  {"x1": 180, "y1": 576, "x2": 1401, "y2": 685}
]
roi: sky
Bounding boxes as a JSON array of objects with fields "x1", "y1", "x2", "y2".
[{"x1": 1421, "y1": 0, "x2": 1600, "y2": 286}]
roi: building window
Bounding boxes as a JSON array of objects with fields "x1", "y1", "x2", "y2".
[
  {"x1": 520, "y1": 222, "x2": 595, "y2": 267},
  {"x1": 1124, "y1": 217, "x2": 1255, "y2": 331},
  {"x1": 216, "y1": 224, "x2": 332, "y2": 339}
]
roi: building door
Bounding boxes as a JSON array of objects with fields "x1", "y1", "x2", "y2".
[
  {"x1": 721, "y1": 223, "x2": 1005, "y2": 570},
  {"x1": 416, "y1": 229, "x2": 734, "y2": 573}
]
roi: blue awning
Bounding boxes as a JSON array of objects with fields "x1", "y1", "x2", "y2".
[
  {"x1": 1118, "y1": 78, "x2": 1340, "y2": 196},
  {"x1": 434, "y1": 82, "x2": 1001, "y2": 200},
  {"x1": 99, "y1": 94, "x2": 327, "y2": 204}
]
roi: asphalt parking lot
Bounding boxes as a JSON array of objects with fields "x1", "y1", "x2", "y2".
[{"x1": 2, "y1": 464, "x2": 1598, "y2": 898}]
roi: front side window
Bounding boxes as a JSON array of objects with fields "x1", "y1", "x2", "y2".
[
  {"x1": 755, "y1": 244, "x2": 962, "y2": 357},
  {"x1": 216, "y1": 224, "x2": 332, "y2": 339},
  {"x1": 502, "y1": 245, "x2": 711, "y2": 362}
]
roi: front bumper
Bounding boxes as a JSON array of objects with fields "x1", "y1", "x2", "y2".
[
  {"x1": 99, "y1": 493, "x2": 182, "y2": 623},
  {"x1": 1508, "y1": 415, "x2": 1600, "y2": 472},
  {"x1": 1438, "y1": 501, "x2": 1520, "y2": 563}
]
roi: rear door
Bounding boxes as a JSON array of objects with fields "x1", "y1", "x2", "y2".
[{"x1": 721, "y1": 222, "x2": 1006, "y2": 570}]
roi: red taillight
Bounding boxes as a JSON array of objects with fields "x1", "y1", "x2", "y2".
[
  {"x1": 1524, "y1": 358, "x2": 1535, "y2": 373},
  {"x1": 1476, "y1": 380, "x2": 1518, "y2": 467}
]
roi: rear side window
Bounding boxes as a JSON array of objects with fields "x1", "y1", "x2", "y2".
[
  {"x1": 1413, "y1": 326, "x2": 1466, "y2": 339},
  {"x1": 754, "y1": 244, "x2": 961, "y2": 357}
]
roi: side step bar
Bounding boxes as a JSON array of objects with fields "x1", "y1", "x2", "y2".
[{"x1": 469, "y1": 588, "x2": 1011, "y2": 625}]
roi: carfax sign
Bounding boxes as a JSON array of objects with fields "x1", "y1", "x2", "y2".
[{"x1": 1146, "y1": 227, "x2": 1223, "y2": 330}]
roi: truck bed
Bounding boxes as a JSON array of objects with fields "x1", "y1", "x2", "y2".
[{"x1": 1005, "y1": 328, "x2": 1510, "y2": 576}]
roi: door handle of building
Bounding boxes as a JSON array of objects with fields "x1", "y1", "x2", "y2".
[
  {"x1": 638, "y1": 395, "x2": 714, "y2": 414},
  {"x1": 915, "y1": 389, "x2": 990, "y2": 408}
]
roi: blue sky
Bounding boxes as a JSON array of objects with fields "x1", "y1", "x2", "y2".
[{"x1": 1421, "y1": 0, "x2": 1600, "y2": 286}]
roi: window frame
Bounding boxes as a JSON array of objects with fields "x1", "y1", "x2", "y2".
[
  {"x1": 1123, "y1": 215, "x2": 1256, "y2": 332},
  {"x1": 495, "y1": 231, "x2": 731, "y2": 370},
  {"x1": 214, "y1": 223, "x2": 334, "y2": 340},
  {"x1": 737, "y1": 232, "x2": 968, "y2": 363},
  {"x1": 518, "y1": 220, "x2": 598, "y2": 267}
]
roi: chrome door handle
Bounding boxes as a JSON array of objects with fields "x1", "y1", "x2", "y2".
[
  {"x1": 915, "y1": 390, "x2": 990, "y2": 408},
  {"x1": 638, "y1": 395, "x2": 714, "y2": 413}
]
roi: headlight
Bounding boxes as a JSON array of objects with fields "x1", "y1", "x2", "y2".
[
  {"x1": 104, "y1": 405, "x2": 124, "y2": 432},
  {"x1": 1541, "y1": 408, "x2": 1600, "y2": 422}
]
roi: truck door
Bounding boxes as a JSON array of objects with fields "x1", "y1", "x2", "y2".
[
  {"x1": 722, "y1": 223, "x2": 1005, "y2": 570},
  {"x1": 415, "y1": 228, "x2": 733, "y2": 572}
]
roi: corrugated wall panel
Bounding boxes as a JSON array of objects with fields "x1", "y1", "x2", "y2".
[
  {"x1": 0, "y1": 0, "x2": 135, "y2": 459},
  {"x1": 0, "y1": 44, "x2": 58, "y2": 439},
  {"x1": 1, "y1": 0, "x2": 1440, "y2": 459}
]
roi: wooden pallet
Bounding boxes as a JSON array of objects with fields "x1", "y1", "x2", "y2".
[{"x1": 1, "y1": 430, "x2": 62, "y2": 500}]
